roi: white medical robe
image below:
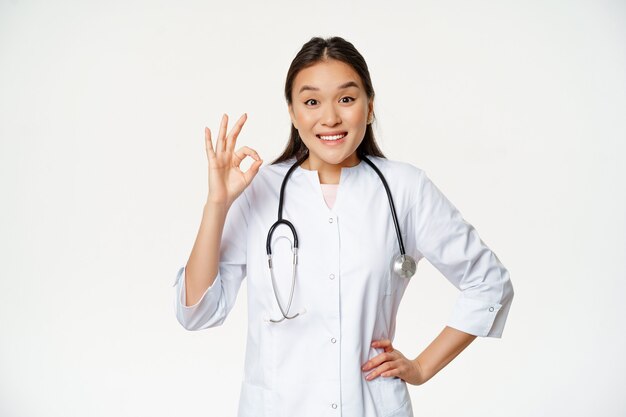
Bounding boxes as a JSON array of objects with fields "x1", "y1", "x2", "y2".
[{"x1": 173, "y1": 156, "x2": 514, "y2": 417}]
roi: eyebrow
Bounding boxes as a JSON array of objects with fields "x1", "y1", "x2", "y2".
[{"x1": 298, "y1": 81, "x2": 360, "y2": 94}]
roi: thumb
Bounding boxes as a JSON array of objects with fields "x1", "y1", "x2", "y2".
[{"x1": 242, "y1": 159, "x2": 263, "y2": 185}]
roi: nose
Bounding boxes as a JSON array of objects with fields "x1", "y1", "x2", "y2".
[{"x1": 321, "y1": 103, "x2": 341, "y2": 126}]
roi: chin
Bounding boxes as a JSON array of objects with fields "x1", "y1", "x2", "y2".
[
  {"x1": 322, "y1": 153, "x2": 357, "y2": 166},
  {"x1": 303, "y1": 138, "x2": 361, "y2": 166}
]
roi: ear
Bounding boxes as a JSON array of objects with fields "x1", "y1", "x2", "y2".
[
  {"x1": 367, "y1": 98, "x2": 375, "y2": 124},
  {"x1": 288, "y1": 104, "x2": 298, "y2": 129}
]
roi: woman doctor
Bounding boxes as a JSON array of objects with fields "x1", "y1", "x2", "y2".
[{"x1": 173, "y1": 36, "x2": 514, "y2": 417}]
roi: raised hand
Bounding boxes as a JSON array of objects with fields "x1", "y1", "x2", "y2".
[{"x1": 205, "y1": 113, "x2": 263, "y2": 207}]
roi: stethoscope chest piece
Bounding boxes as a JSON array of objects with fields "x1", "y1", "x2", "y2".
[{"x1": 393, "y1": 254, "x2": 417, "y2": 279}]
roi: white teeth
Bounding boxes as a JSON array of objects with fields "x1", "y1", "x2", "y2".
[{"x1": 318, "y1": 133, "x2": 346, "y2": 141}]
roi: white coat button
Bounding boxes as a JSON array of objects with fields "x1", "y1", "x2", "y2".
[
  {"x1": 331, "y1": 337, "x2": 337, "y2": 343},
  {"x1": 329, "y1": 273, "x2": 335, "y2": 280},
  {"x1": 331, "y1": 403, "x2": 338, "y2": 409},
  {"x1": 328, "y1": 217, "x2": 334, "y2": 223},
  {"x1": 489, "y1": 306, "x2": 494, "y2": 312}
]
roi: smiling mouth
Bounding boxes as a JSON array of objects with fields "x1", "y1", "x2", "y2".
[{"x1": 316, "y1": 132, "x2": 347, "y2": 141}]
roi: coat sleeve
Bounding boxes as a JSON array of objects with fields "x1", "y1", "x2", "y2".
[
  {"x1": 410, "y1": 169, "x2": 514, "y2": 337},
  {"x1": 172, "y1": 189, "x2": 249, "y2": 331}
]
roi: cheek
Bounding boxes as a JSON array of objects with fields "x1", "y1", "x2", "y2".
[
  {"x1": 293, "y1": 110, "x2": 316, "y2": 129},
  {"x1": 347, "y1": 102, "x2": 368, "y2": 119},
  {"x1": 345, "y1": 108, "x2": 368, "y2": 127}
]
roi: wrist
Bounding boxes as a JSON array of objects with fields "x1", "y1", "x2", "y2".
[
  {"x1": 412, "y1": 357, "x2": 431, "y2": 385},
  {"x1": 203, "y1": 200, "x2": 230, "y2": 216}
]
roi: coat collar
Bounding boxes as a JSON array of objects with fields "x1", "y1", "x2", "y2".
[{"x1": 288, "y1": 157, "x2": 368, "y2": 184}]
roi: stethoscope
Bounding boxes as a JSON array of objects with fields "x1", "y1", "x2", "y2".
[{"x1": 265, "y1": 152, "x2": 417, "y2": 323}]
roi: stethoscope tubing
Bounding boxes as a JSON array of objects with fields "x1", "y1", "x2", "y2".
[
  {"x1": 265, "y1": 152, "x2": 414, "y2": 322},
  {"x1": 360, "y1": 155, "x2": 407, "y2": 256}
]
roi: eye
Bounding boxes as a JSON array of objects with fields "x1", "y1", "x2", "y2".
[
  {"x1": 304, "y1": 99, "x2": 318, "y2": 106},
  {"x1": 340, "y1": 97, "x2": 355, "y2": 103}
]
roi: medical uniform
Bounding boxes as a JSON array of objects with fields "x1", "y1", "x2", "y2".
[{"x1": 173, "y1": 156, "x2": 514, "y2": 417}]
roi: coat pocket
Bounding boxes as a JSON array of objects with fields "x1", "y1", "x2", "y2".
[
  {"x1": 367, "y1": 346, "x2": 412, "y2": 416},
  {"x1": 371, "y1": 375, "x2": 412, "y2": 416}
]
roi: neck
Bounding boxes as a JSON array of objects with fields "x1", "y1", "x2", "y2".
[{"x1": 301, "y1": 153, "x2": 361, "y2": 184}]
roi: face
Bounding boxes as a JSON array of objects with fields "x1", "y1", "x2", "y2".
[{"x1": 288, "y1": 59, "x2": 373, "y2": 169}]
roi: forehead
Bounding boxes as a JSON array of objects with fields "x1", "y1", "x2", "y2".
[{"x1": 293, "y1": 59, "x2": 363, "y2": 92}]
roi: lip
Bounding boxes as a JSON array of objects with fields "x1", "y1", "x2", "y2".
[
  {"x1": 317, "y1": 135, "x2": 346, "y2": 146},
  {"x1": 316, "y1": 131, "x2": 347, "y2": 137}
]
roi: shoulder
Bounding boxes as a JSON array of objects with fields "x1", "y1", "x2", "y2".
[
  {"x1": 253, "y1": 158, "x2": 295, "y2": 187},
  {"x1": 364, "y1": 155, "x2": 425, "y2": 184},
  {"x1": 241, "y1": 158, "x2": 296, "y2": 202},
  {"x1": 359, "y1": 156, "x2": 428, "y2": 213}
]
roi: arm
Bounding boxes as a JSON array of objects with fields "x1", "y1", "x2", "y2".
[
  {"x1": 173, "y1": 192, "x2": 250, "y2": 330},
  {"x1": 363, "y1": 326, "x2": 476, "y2": 385},
  {"x1": 173, "y1": 114, "x2": 262, "y2": 330},
  {"x1": 184, "y1": 201, "x2": 229, "y2": 306},
  {"x1": 413, "y1": 326, "x2": 476, "y2": 384},
  {"x1": 362, "y1": 169, "x2": 513, "y2": 383},
  {"x1": 412, "y1": 169, "x2": 514, "y2": 338}
]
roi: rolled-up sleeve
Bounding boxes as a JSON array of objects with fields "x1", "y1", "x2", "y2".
[
  {"x1": 411, "y1": 170, "x2": 514, "y2": 338},
  {"x1": 172, "y1": 189, "x2": 250, "y2": 331}
]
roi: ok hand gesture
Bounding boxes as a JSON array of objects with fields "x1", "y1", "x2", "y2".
[{"x1": 205, "y1": 113, "x2": 263, "y2": 207}]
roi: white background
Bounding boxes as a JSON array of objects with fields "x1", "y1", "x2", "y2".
[{"x1": 1, "y1": 0, "x2": 625, "y2": 416}]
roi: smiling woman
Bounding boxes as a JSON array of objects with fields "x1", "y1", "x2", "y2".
[
  {"x1": 286, "y1": 60, "x2": 372, "y2": 184},
  {"x1": 173, "y1": 36, "x2": 514, "y2": 417}
]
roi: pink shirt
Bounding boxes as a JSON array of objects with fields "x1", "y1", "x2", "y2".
[{"x1": 320, "y1": 183, "x2": 339, "y2": 209}]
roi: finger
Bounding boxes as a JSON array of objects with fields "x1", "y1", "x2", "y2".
[
  {"x1": 361, "y1": 350, "x2": 395, "y2": 371},
  {"x1": 205, "y1": 127, "x2": 216, "y2": 161},
  {"x1": 233, "y1": 146, "x2": 261, "y2": 166},
  {"x1": 225, "y1": 113, "x2": 247, "y2": 152},
  {"x1": 372, "y1": 339, "x2": 394, "y2": 352},
  {"x1": 365, "y1": 360, "x2": 397, "y2": 381},
  {"x1": 216, "y1": 113, "x2": 228, "y2": 153},
  {"x1": 242, "y1": 158, "x2": 263, "y2": 186},
  {"x1": 233, "y1": 146, "x2": 262, "y2": 184},
  {"x1": 380, "y1": 366, "x2": 402, "y2": 378},
  {"x1": 371, "y1": 339, "x2": 391, "y2": 347}
]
